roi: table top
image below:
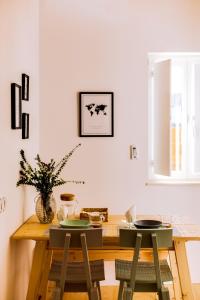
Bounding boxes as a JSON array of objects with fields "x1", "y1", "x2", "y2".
[{"x1": 11, "y1": 215, "x2": 200, "y2": 242}]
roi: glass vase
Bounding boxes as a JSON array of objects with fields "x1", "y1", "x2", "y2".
[{"x1": 35, "y1": 194, "x2": 56, "y2": 224}]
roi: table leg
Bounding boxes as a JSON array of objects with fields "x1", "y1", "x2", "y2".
[
  {"x1": 26, "y1": 241, "x2": 48, "y2": 300},
  {"x1": 174, "y1": 240, "x2": 194, "y2": 300},
  {"x1": 169, "y1": 250, "x2": 183, "y2": 300},
  {"x1": 38, "y1": 249, "x2": 53, "y2": 300}
]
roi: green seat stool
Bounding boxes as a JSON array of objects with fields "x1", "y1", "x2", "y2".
[
  {"x1": 115, "y1": 227, "x2": 173, "y2": 300},
  {"x1": 48, "y1": 227, "x2": 105, "y2": 300}
]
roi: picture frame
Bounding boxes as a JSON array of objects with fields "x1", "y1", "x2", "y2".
[
  {"x1": 22, "y1": 73, "x2": 29, "y2": 101},
  {"x1": 11, "y1": 83, "x2": 22, "y2": 129},
  {"x1": 22, "y1": 113, "x2": 29, "y2": 139},
  {"x1": 79, "y1": 92, "x2": 114, "y2": 137}
]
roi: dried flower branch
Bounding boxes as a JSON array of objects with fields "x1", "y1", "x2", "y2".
[{"x1": 16, "y1": 144, "x2": 84, "y2": 207}]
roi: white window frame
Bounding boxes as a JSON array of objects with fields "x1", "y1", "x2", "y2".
[{"x1": 148, "y1": 52, "x2": 200, "y2": 184}]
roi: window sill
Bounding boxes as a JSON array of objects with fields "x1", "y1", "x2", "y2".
[{"x1": 146, "y1": 180, "x2": 200, "y2": 185}]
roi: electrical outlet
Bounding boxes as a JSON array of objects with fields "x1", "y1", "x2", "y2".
[{"x1": 0, "y1": 197, "x2": 6, "y2": 213}]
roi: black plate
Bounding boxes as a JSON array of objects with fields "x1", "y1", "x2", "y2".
[{"x1": 134, "y1": 220, "x2": 162, "y2": 229}]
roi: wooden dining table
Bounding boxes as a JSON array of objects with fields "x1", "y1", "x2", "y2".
[{"x1": 11, "y1": 214, "x2": 200, "y2": 300}]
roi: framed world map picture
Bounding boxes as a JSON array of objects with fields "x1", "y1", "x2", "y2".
[{"x1": 79, "y1": 92, "x2": 114, "y2": 137}]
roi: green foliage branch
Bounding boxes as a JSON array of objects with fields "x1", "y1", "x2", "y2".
[{"x1": 16, "y1": 144, "x2": 84, "y2": 209}]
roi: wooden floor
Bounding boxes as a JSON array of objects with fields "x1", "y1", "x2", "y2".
[{"x1": 47, "y1": 284, "x2": 200, "y2": 300}]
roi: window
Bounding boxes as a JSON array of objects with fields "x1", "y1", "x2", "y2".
[{"x1": 148, "y1": 53, "x2": 200, "y2": 182}]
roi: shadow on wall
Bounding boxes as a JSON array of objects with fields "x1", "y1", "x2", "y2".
[
  {"x1": 20, "y1": 183, "x2": 35, "y2": 220},
  {"x1": 7, "y1": 239, "x2": 34, "y2": 300}
]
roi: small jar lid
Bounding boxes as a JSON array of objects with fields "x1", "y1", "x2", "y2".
[{"x1": 60, "y1": 193, "x2": 75, "y2": 201}]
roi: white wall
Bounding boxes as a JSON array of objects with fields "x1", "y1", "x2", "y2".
[
  {"x1": 39, "y1": 0, "x2": 200, "y2": 282},
  {"x1": 0, "y1": 0, "x2": 39, "y2": 299}
]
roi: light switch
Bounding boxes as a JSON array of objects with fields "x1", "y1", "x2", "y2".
[{"x1": 130, "y1": 145, "x2": 138, "y2": 160}]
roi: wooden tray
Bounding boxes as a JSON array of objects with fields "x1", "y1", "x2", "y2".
[{"x1": 80, "y1": 208, "x2": 108, "y2": 222}]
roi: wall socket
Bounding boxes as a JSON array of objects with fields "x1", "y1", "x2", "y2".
[{"x1": 0, "y1": 197, "x2": 6, "y2": 213}]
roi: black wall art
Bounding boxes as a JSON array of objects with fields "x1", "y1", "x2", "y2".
[
  {"x1": 22, "y1": 73, "x2": 29, "y2": 101},
  {"x1": 22, "y1": 113, "x2": 29, "y2": 139},
  {"x1": 11, "y1": 83, "x2": 22, "y2": 129},
  {"x1": 11, "y1": 73, "x2": 30, "y2": 139},
  {"x1": 79, "y1": 92, "x2": 114, "y2": 137}
]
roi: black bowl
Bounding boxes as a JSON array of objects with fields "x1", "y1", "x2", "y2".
[{"x1": 134, "y1": 219, "x2": 162, "y2": 229}]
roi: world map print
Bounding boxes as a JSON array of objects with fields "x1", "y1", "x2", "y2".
[{"x1": 85, "y1": 103, "x2": 107, "y2": 116}]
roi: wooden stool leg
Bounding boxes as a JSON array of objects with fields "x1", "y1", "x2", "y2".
[
  {"x1": 52, "y1": 286, "x2": 61, "y2": 300},
  {"x1": 96, "y1": 281, "x2": 102, "y2": 300},
  {"x1": 123, "y1": 287, "x2": 133, "y2": 300},
  {"x1": 158, "y1": 286, "x2": 170, "y2": 300},
  {"x1": 118, "y1": 281, "x2": 124, "y2": 300},
  {"x1": 89, "y1": 286, "x2": 99, "y2": 300}
]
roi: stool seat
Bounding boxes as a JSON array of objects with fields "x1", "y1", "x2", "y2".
[{"x1": 49, "y1": 259, "x2": 105, "y2": 284}]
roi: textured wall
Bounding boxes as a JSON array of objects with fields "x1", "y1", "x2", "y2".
[{"x1": 0, "y1": 0, "x2": 39, "y2": 299}]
